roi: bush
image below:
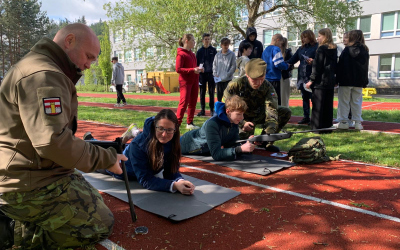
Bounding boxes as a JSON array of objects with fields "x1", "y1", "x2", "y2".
[{"x1": 76, "y1": 84, "x2": 107, "y2": 92}]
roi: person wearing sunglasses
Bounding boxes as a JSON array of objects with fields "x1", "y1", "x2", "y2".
[{"x1": 108, "y1": 109, "x2": 195, "y2": 195}]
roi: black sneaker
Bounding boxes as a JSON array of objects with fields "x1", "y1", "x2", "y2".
[
  {"x1": 210, "y1": 111, "x2": 215, "y2": 116},
  {"x1": 83, "y1": 132, "x2": 94, "y2": 140},
  {"x1": 264, "y1": 144, "x2": 280, "y2": 152},
  {"x1": 0, "y1": 210, "x2": 14, "y2": 249},
  {"x1": 298, "y1": 117, "x2": 311, "y2": 124},
  {"x1": 197, "y1": 111, "x2": 205, "y2": 117}
]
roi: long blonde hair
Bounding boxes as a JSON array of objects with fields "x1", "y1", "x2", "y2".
[
  {"x1": 178, "y1": 34, "x2": 194, "y2": 47},
  {"x1": 318, "y1": 28, "x2": 336, "y2": 49}
]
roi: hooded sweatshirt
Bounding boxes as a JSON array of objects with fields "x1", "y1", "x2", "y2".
[
  {"x1": 236, "y1": 56, "x2": 250, "y2": 77},
  {"x1": 176, "y1": 47, "x2": 199, "y2": 85},
  {"x1": 112, "y1": 62, "x2": 125, "y2": 85},
  {"x1": 180, "y1": 102, "x2": 241, "y2": 161},
  {"x1": 196, "y1": 45, "x2": 217, "y2": 73},
  {"x1": 213, "y1": 49, "x2": 236, "y2": 82},
  {"x1": 262, "y1": 45, "x2": 289, "y2": 81},
  {"x1": 309, "y1": 45, "x2": 338, "y2": 89},
  {"x1": 237, "y1": 27, "x2": 264, "y2": 59},
  {"x1": 110, "y1": 116, "x2": 183, "y2": 192},
  {"x1": 336, "y1": 43, "x2": 369, "y2": 88}
]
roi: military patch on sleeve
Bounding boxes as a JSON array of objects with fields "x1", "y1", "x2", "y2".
[
  {"x1": 271, "y1": 93, "x2": 275, "y2": 96},
  {"x1": 43, "y1": 97, "x2": 62, "y2": 115}
]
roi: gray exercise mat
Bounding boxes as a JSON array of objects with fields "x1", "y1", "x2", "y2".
[
  {"x1": 81, "y1": 172, "x2": 240, "y2": 221},
  {"x1": 184, "y1": 154, "x2": 294, "y2": 175}
]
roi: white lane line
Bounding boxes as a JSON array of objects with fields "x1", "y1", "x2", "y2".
[
  {"x1": 183, "y1": 165, "x2": 400, "y2": 224},
  {"x1": 99, "y1": 239, "x2": 126, "y2": 250},
  {"x1": 362, "y1": 102, "x2": 384, "y2": 109}
]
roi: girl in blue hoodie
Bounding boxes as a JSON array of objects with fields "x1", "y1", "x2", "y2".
[
  {"x1": 180, "y1": 95, "x2": 255, "y2": 161},
  {"x1": 110, "y1": 109, "x2": 195, "y2": 195}
]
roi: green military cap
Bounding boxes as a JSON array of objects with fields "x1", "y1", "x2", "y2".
[{"x1": 245, "y1": 58, "x2": 267, "y2": 78}]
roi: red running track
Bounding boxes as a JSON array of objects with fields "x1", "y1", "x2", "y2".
[
  {"x1": 78, "y1": 93, "x2": 400, "y2": 110},
  {"x1": 79, "y1": 101, "x2": 400, "y2": 134},
  {"x1": 75, "y1": 121, "x2": 400, "y2": 250}
]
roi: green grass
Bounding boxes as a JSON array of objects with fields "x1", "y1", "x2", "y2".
[
  {"x1": 78, "y1": 106, "x2": 400, "y2": 168},
  {"x1": 78, "y1": 97, "x2": 400, "y2": 123}
]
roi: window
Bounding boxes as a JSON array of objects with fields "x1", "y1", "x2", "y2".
[
  {"x1": 233, "y1": 39, "x2": 241, "y2": 54},
  {"x1": 156, "y1": 46, "x2": 166, "y2": 57},
  {"x1": 127, "y1": 74, "x2": 132, "y2": 82},
  {"x1": 287, "y1": 25, "x2": 307, "y2": 49},
  {"x1": 263, "y1": 29, "x2": 280, "y2": 48},
  {"x1": 136, "y1": 70, "x2": 144, "y2": 83},
  {"x1": 346, "y1": 16, "x2": 371, "y2": 39},
  {"x1": 124, "y1": 50, "x2": 132, "y2": 63},
  {"x1": 314, "y1": 23, "x2": 338, "y2": 42},
  {"x1": 241, "y1": 9, "x2": 248, "y2": 21},
  {"x1": 381, "y1": 12, "x2": 400, "y2": 37},
  {"x1": 134, "y1": 48, "x2": 142, "y2": 62},
  {"x1": 379, "y1": 54, "x2": 400, "y2": 78},
  {"x1": 263, "y1": 0, "x2": 282, "y2": 17},
  {"x1": 124, "y1": 28, "x2": 133, "y2": 41},
  {"x1": 146, "y1": 47, "x2": 154, "y2": 59},
  {"x1": 114, "y1": 30, "x2": 123, "y2": 43},
  {"x1": 115, "y1": 50, "x2": 123, "y2": 61}
]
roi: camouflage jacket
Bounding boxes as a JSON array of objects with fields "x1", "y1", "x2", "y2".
[{"x1": 223, "y1": 76, "x2": 279, "y2": 129}]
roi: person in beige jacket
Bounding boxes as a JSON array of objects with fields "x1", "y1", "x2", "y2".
[{"x1": 0, "y1": 23, "x2": 127, "y2": 249}]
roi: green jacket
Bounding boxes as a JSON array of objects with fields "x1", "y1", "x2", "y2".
[
  {"x1": 223, "y1": 76, "x2": 279, "y2": 131},
  {"x1": 0, "y1": 38, "x2": 117, "y2": 193},
  {"x1": 180, "y1": 102, "x2": 241, "y2": 161}
]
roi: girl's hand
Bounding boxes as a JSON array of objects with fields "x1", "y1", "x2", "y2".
[
  {"x1": 194, "y1": 67, "x2": 201, "y2": 74},
  {"x1": 305, "y1": 81, "x2": 312, "y2": 89},
  {"x1": 306, "y1": 58, "x2": 313, "y2": 65},
  {"x1": 174, "y1": 180, "x2": 195, "y2": 195}
]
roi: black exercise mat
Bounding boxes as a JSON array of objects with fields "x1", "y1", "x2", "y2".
[
  {"x1": 184, "y1": 154, "x2": 294, "y2": 175},
  {"x1": 81, "y1": 172, "x2": 240, "y2": 221}
]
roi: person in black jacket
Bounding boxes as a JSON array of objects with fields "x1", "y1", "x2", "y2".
[
  {"x1": 280, "y1": 37, "x2": 294, "y2": 107},
  {"x1": 286, "y1": 30, "x2": 318, "y2": 124},
  {"x1": 305, "y1": 28, "x2": 337, "y2": 132},
  {"x1": 335, "y1": 30, "x2": 369, "y2": 130},
  {"x1": 196, "y1": 33, "x2": 217, "y2": 117},
  {"x1": 237, "y1": 27, "x2": 263, "y2": 59}
]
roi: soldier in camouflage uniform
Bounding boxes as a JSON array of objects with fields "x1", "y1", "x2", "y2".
[
  {"x1": 223, "y1": 58, "x2": 292, "y2": 152},
  {"x1": 0, "y1": 23, "x2": 127, "y2": 249}
]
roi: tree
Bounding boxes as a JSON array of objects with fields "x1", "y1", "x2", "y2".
[
  {"x1": 98, "y1": 23, "x2": 112, "y2": 90},
  {"x1": 104, "y1": 0, "x2": 361, "y2": 70},
  {"x1": 0, "y1": 0, "x2": 51, "y2": 74}
]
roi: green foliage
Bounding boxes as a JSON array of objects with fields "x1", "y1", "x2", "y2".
[
  {"x1": 76, "y1": 84, "x2": 106, "y2": 92},
  {"x1": 98, "y1": 23, "x2": 112, "y2": 87},
  {"x1": 83, "y1": 69, "x2": 95, "y2": 85},
  {"x1": 104, "y1": 0, "x2": 361, "y2": 70}
]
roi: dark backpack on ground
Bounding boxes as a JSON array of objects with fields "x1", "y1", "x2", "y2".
[{"x1": 288, "y1": 136, "x2": 336, "y2": 164}]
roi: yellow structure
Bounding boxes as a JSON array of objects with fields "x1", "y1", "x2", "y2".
[
  {"x1": 362, "y1": 88, "x2": 377, "y2": 99},
  {"x1": 146, "y1": 71, "x2": 180, "y2": 93}
]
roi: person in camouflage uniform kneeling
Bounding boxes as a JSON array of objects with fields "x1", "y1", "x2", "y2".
[{"x1": 223, "y1": 58, "x2": 292, "y2": 152}]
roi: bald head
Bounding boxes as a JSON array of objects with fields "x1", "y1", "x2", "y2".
[{"x1": 53, "y1": 23, "x2": 100, "y2": 71}]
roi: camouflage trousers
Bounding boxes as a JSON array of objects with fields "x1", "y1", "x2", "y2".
[
  {"x1": 239, "y1": 106, "x2": 292, "y2": 140},
  {"x1": 0, "y1": 171, "x2": 114, "y2": 249}
]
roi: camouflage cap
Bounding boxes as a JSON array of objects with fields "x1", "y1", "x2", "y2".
[{"x1": 245, "y1": 58, "x2": 267, "y2": 78}]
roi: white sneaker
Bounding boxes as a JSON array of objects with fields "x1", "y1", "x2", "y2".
[
  {"x1": 121, "y1": 123, "x2": 141, "y2": 142},
  {"x1": 354, "y1": 122, "x2": 363, "y2": 130},
  {"x1": 186, "y1": 123, "x2": 199, "y2": 130},
  {"x1": 348, "y1": 121, "x2": 355, "y2": 128},
  {"x1": 114, "y1": 103, "x2": 121, "y2": 107},
  {"x1": 337, "y1": 122, "x2": 349, "y2": 130}
]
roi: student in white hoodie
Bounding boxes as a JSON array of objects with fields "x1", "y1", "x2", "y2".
[{"x1": 213, "y1": 38, "x2": 236, "y2": 102}]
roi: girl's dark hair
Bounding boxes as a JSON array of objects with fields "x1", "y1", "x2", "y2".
[
  {"x1": 178, "y1": 34, "x2": 194, "y2": 47},
  {"x1": 348, "y1": 30, "x2": 369, "y2": 52},
  {"x1": 147, "y1": 109, "x2": 181, "y2": 173},
  {"x1": 301, "y1": 30, "x2": 317, "y2": 47},
  {"x1": 281, "y1": 37, "x2": 288, "y2": 58},
  {"x1": 238, "y1": 41, "x2": 253, "y2": 54}
]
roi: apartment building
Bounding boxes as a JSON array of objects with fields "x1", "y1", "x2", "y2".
[
  {"x1": 256, "y1": 0, "x2": 400, "y2": 90},
  {"x1": 111, "y1": 0, "x2": 400, "y2": 91}
]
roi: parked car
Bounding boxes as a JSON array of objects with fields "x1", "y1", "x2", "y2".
[{"x1": 109, "y1": 81, "x2": 138, "y2": 93}]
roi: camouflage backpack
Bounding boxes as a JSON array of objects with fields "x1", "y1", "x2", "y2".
[{"x1": 288, "y1": 136, "x2": 334, "y2": 164}]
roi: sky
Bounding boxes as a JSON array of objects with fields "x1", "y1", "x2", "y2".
[{"x1": 39, "y1": 0, "x2": 118, "y2": 25}]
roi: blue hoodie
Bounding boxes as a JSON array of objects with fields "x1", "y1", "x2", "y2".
[
  {"x1": 180, "y1": 102, "x2": 241, "y2": 161},
  {"x1": 262, "y1": 45, "x2": 288, "y2": 82},
  {"x1": 110, "y1": 116, "x2": 183, "y2": 192}
]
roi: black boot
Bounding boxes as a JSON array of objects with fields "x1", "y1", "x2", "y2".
[
  {"x1": 298, "y1": 117, "x2": 310, "y2": 125},
  {"x1": 197, "y1": 110, "x2": 205, "y2": 117},
  {"x1": 0, "y1": 210, "x2": 14, "y2": 249}
]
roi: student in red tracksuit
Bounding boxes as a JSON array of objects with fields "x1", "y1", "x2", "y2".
[{"x1": 176, "y1": 34, "x2": 204, "y2": 129}]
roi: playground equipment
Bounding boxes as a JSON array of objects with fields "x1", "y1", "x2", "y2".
[
  {"x1": 362, "y1": 88, "x2": 377, "y2": 99},
  {"x1": 146, "y1": 71, "x2": 179, "y2": 93}
]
